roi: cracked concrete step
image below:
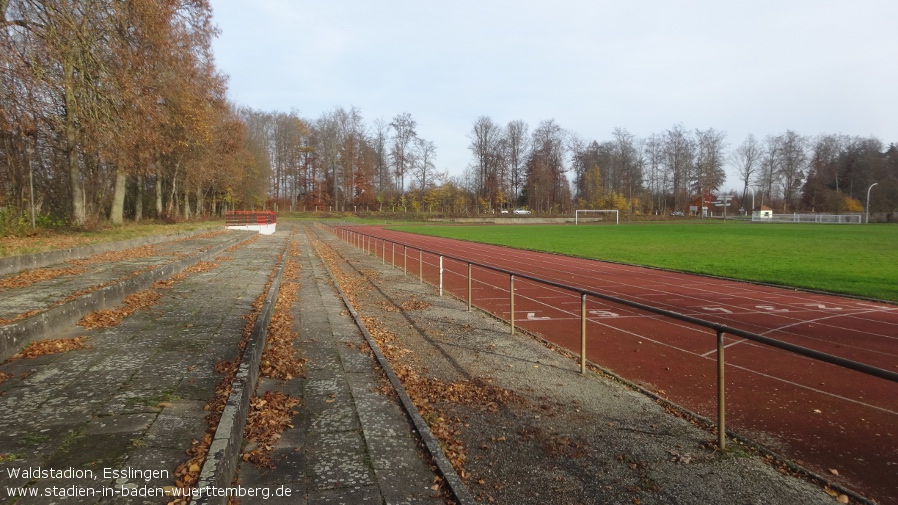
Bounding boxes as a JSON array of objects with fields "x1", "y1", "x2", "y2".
[
  {"x1": 233, "y1": 228, "x2": 445, "y2": 505},
  {"x1": 0, "y1": 230, "x2": 255, "y2": 360},
  {"x1": 0, "y1": 232, "x2": 285, "y2": 504}
]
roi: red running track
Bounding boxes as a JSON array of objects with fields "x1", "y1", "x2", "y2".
[{"x1": 338, "y1": 225, "x2": 898, "y2": 504}]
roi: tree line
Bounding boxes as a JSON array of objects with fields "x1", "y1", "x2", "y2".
[
  {"x1": 3, "y1": 2, "x2": 896, "y2": 229},
  {"x1": 1, "y1": 0, "x2": 268, "y2": 231},
  {"x1": 240, "y1": 108, "x2": 898, "y2": 218}
]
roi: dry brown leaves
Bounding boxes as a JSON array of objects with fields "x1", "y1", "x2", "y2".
[
  {"x1": 185, "y1": 230, "x2": 228, "y2": 241},
  {"x1": 0, "y1": 309, "x2": 42, "y2": 325},
  {"x1": 1, "y1": 234, "x2": 85, "y2": 257},
  {"x1": 313, "y1": 238, "x2": 520, "y2": 481},
  {"x1": 240, "y1": 391, "x2": 300, "y2": 468},
  {"x1": 168, "y1": 434, "x2": 212, "y2": 505},
  {"x1": 362, "y1": 315, "x2": 484, "y2": 479},
  {"x1": 67, "y1": 244, "x2": 161, "y2": 266},
  {"x1": 168, "y1": 252, "x2": 282, "y2": 501},
  {"x1": 153, "y1": 273, "x2": 187, "y2": 289},
  {"x1": 401, "y1": 297, "x2": 432, "y2": 311},
  {"x1": 823, "y1": 486, "x2": 850, "y2": 503},
  {"x1": 11, "y1": 336, "x2": 88, "y2": 359},
  {"x1": 78, "y1": 290, "x2": 161, "y2": 329},
  {"x1": 224, "y1": 235, "x2": 258, "y2": 252},
  {"x1": 184, "y1": 261, "x2": 219, "y2": 274},
  {"x1": 0, "y1": 265, "x2": 160, "y2": 326},
  {"x1": 0, "y1": 266, "x2": 87, "y2": 290},
  {"x1": 260, "y1": 256, "x2": 304, "y2": 381},
  {"x1": 0, "y1": 371, "x2": 11, "y2": 385},
  {"x1": 54, "y1": 265, "x2": 157, "y2": 312}
]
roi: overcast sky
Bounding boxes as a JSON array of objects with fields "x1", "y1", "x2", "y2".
[{"x1": 209, "y1": 0, "x2": 898, "y2": 190}]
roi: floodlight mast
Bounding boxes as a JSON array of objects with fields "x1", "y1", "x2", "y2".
[{"x1": 866, "y1": 182, "x2": 878, "y2": 224}]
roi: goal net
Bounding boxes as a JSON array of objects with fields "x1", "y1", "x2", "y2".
[{"x1": 575, "y1": 209, "x2": 619, "y2": 225}]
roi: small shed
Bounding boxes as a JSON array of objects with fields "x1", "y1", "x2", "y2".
[{"x1": 752, "y1": 205, "x2": 773, "y2": 221}]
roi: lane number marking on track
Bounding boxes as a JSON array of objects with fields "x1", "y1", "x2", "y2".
[
  {"x1": 703, "y1": 307, "x2": 733, "y2": 314},
  {"x1": 802, "y1": 303, "x2": 842, "y2": 310},
  {"x1": 756, "y1": 305, "x2": 789, "y2": 312},
  {"x1": 526, "y1": 312, "x2": 551, "y2": 320},
  {"x1": 588, "y1": 310, "x2": 620, "y2": 318}
]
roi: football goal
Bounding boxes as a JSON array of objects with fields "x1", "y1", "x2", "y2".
[{"x1": 575, "y1": 209, "x2": 619, "y2": 225}]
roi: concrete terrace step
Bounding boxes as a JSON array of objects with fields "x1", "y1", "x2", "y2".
[
  {"x1": 0, "y1": 231, "x2": 285, "y2": 504},
  {"x1": 0, "y1": 226, "x2": 463, "y2": 505},
  {"x1": 0, "y1": 230, "x2": 255, "y2": 360},
  {"x1": 230, "y1": 228, "x2": 448, "y2": 505}
]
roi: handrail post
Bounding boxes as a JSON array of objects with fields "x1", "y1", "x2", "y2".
[
  {"x1": 419, "y1": 250, "x2": 423, "y2": 284},
  {"x1": 510, "y1": 274, "x2": 515, "y2": 335},
  {"x1": 439, "y1": 255, "x2": 444, "y2": 296},
  {"x1": 391, "y1": 242, "x2": 395, "y2": 268},
  {"x1": 382, "y1": 239, "x2": 385, "y2": 265},
  {"x1": 717, "y1": 329, "x2": 726, "y2": 450},
  {"x1": 467, "y1": 263, "x2": 472, "y2": 312},
  {"x1": 403, "y1": 246, "x2": 407, "y2": 275},
  {"x1": 581, "y1": 293, "x2": 587, "y2": 374}
]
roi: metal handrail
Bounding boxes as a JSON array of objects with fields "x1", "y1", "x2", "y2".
[{"x1": 329, "y1": 224, "x2": 898, "y2": 450}]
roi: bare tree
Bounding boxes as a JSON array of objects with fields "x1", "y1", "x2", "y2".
[
  {"x1": 411, "y1": 137, "x2": 436, "y2": 195},
  {"x1": 730, "y1": 134, "x2": 763, "y2": 211},
  {"x1": 504, "y1": 120, "x2": 529, "y2": 206},
  {"x1": 692, "y1": 128, "x2": 727, "y2": 214},
  {"x1": 370, "y1": 117, "x2": 393, "y2": 206},
  {"x1": 389, "y1": 112, "x2": 416, "y2": 194},
  {"x1": 776, "y1": 130, "x2": 807, "y2": 211},
  {"x1": 611, "y1": 127, "x2": 643, "y2": 205},
  {"x1": 661, "y1": 124, "x2": 694, "y2": 211},
  {"x1": 525, "y1": 119, "x2": 567, "y2": 213},
  {"x1": 467, "y1": 115, "x2": 502, "y2": 205},
  {"x1": 643, "y1": 133, "x2": 666, "y2": 213}
]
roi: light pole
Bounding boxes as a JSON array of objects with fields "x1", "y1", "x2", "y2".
[{"x1": 865, "y1": 182, "x2": 878, "y2": 224}]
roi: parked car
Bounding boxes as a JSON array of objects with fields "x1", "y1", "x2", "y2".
[
  {"x1": 671, "y1": 211, "x2": 684, "y2": 216},
  {"x1": 500, "y1": 209, "x2": 509, "y2": 214},
  {"x1": 513, "y1": 209, "x2": 532, "y2": 215}
]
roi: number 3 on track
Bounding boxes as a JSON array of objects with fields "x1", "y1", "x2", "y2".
[{"x1": 588, "y1": 310, "x2": 619, "y2": 317}]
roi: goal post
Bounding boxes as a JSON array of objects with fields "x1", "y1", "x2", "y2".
[{"x1": 575, "y1": 209, "x2": 619, "y2": 225}]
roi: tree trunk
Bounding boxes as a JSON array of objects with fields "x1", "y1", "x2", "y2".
[
  {"x1": 109, "y1": 169, "x2": 126, "y2": 224},
  {"x1": 195, "y1": 184, "x2": 204, "y2": 217},
  {"x1": 168, "y1": 164, "x2": 179, "y2": 216},
  {"x1": 134, "y1": 175, "x2": 143, "y2": 221},
  {"x1": 182, "y1": 184, "x2": 191, "y2": 219},
  {"x1": 155, "y1": 175, "x2": 163, "y2": 218},
  {"x1": 64, "y1": 69, "x2": 86, "y2": 226},
  {"x1": 68, "y1": 147, "x2": 86, "y2": 225}
]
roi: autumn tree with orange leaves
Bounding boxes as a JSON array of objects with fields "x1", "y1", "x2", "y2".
[{"x1": 0, "y1": 0, "x2": 264, "y2": 230}]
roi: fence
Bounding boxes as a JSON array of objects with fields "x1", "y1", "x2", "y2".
[
  {"x1": 324, "y1": 224, "x2": 898, "y2": 462},
  {"x1": 752, "y1": 213, "x2": 862, "y2": 224}
]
